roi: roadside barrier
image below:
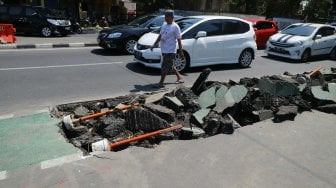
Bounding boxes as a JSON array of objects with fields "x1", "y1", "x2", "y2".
[{"x1": 0, "y1": 24, "x2": 16, "y2": 43}]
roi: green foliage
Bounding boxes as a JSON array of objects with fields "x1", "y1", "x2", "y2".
[{"x1": 132, "y1": 0, "x2": 334, "y2": 21}]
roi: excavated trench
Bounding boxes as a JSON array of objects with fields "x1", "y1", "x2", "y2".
[{"x1": 51, "y1": 67, "x2": 336, "y2": 153}]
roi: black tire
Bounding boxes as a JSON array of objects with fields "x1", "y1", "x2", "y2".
[
  {"x1": 330, "y1": 47, "x2": 336, "y2": 60},
  {"x1": 41, "y1": 26, "x2": 52, "y2": 37},
  {"x1": 173, "y1": 51, "x2": 190, "y2": 72},
  {"x1": 300, "y1": 49, "x2": 310, "y2": 63},
  {"x1": 124, "y1": 38, "x2": 137, "y2": 54},
  {"x1": 238, "y1": 49, "x2": 253, "y2": 68},
  {"x1": 76, "y1": 27, "x2": 82, "y2": 34}
]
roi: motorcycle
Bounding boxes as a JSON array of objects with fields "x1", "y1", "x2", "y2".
[{"x1": 70, "y1": 20, "x2": 82, "y2": 34}]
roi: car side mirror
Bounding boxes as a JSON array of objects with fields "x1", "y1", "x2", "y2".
[
  {"x1": 195, "y1": 31, "x2": 207, "y2": 39},
  {"x1": 32, "y1": 13, "x2": 39, "y2": 17},
  {"x1": 149, "y1": 26, "x2": 160, "y2": 30},
  {"x1": 315, "y1": 34, "x2": 322, "y2": 40}
]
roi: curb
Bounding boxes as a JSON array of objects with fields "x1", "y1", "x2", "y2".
[{"x1": 0, "y1": 42, "x2": 98, "y2": 49}]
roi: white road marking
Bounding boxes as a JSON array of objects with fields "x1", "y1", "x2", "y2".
[
  {"x1": 0, "y1": 62, "x2": 124, "y2": 71},
  {"x1": 0, "y1": 171, "x2": 7, "y2": 181},
  {"x1": 36, "y1": 43, "x2": 53, "y2": 48},
  {"x1": 0, "y1": 46, "x2": 98, "y2": 52},
  {"x1": 69, "y1": 43, "x2": 85, "y2": 47},
  {"x1": 0, "y1": 114, "x2": 14, "y2": 120},
  {"x1": 40, "y1": 152, "x2": 85, "y2": 169}
]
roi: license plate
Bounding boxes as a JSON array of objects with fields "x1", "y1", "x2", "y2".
[
  {"x1": 134, "y1": 51, "x2": 142, "y2": 58},
  {"x1": 65, "y1": 27, "x2": 70, "y2": 30},
  {"x1": 275, "y1": 47, "x2": 284, "y2": 52}
]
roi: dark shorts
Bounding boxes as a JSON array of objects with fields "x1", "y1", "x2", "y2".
[{"x1": 161, "y1": 53, "x2": 175, "y2": 75}]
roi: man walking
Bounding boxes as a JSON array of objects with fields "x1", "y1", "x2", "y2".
[{"x1": 150, "y1": 10, "x2": 184, "y2": 88}]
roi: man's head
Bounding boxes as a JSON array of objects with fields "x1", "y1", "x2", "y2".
[{"x1": 164, "y1": 10, "x2": 174, "y2": 24}]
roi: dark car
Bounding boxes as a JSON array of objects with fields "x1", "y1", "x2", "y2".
[
  {"x1": 0, "y1": 4, "x2": 71, "y2": 37},
  {"x1": 97, "y1": 14, "x2": 182, "y2": 54},
  {"x1": 245, "y1": 18, "x2": 278, "y2": 48}
]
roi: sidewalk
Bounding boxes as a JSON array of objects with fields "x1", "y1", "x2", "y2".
[{"x1": 0, "y1": 30, "x2": 99, "y2": 49}]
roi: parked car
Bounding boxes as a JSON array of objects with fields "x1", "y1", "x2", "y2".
[
  {"x1": 0, "y1": 4, "x2": 71, "y2": 37},
  {"x1": 97, "y1": 14, "x2": 182, "y2": 54},
  {"x1": 245, "y1": 18, "x2": 278, "y2": 48},
  {"x1": 265, "y1": 23, "x2": 336, "y2": 62},
  {"x1": 133, "y1": 16, "x2": 257, "y2": 72}
]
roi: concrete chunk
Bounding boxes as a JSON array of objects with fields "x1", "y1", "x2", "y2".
[
  {"x1": 74, "y1": 105, "x2": 90, "y2": 117},
  {"x1": 214, "y1": 85, "x2": 248, "y2": 113},
  {"x1": 311, "y1": 83, "x2": 336, "y2": 103},
  {"x1": 252, "y1": 110, "x2": 274, "y2": 121},
  {"x1": 175, "y1": 86, "x2": 201, "y2": 112},
  {"x1": 125, "y1": 108, "x2": 169, "y2": 132},
  {"x1": 191, "y1": 108, "x2": 211, "y2": 126},
  {"x1": 198, "y1": 87, "x2": 216, "y2": 109},
  {"x1": 274, "y1": 105, "x2": 298, "y2": 123},
  {"x1": 180, "y1": 127, "x2": 206, "y2": 139},
  {"x1": 215, "y1": 85, "x2": 228, "y2": 105},
  {"x1": 162, "y1": 96, "x2": 184, "y2": 112},
  {"x1": 203, "y1": 112, "x2": 234, "y2": 135},
  {"x1": 317, "y1": 104, "x2": 336, "y2": 114},
  {"x1": 143, "y1": 103, "x2": 176, "y2": 123},
  {"x1": 191, "y1": 68, "x2": 212, "y2": 95},
  {"x1": 259, "y1": 77, "x2": 300, "y2": 97}
]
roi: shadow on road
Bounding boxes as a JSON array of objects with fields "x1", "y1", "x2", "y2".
[
  {"x1": 126, "y1": 62, "x2": 246, "y2": 76},
  {"x1": 130, "y1": 83, "x2": 169, "y2": 93},
  {"x1": 126, "y1": 62, "x2": 161, "y2": 76},
  {"x1": 91, "y1": 48, "x2": 128, "y2": 56}
]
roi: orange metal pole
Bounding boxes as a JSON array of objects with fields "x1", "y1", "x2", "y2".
[
  {"x1": 81, "y1": 102, "x2": 139, "y2": 121},
  {"x1": 308, "y1": 66, "x2": 322, "y2": 77},
  {"x1": 109, "y1": 124, "x2": 183, "y2": 150}
]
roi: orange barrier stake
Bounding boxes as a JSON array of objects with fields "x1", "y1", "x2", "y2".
[
  {"x1": 81, "y1": 102, "x2": 139, "y2": 121},
  {"x1": 308, "y1": 66, "x2": 322, "y2": 77},
  {"x1": 63, "y1": 102, "x2": 139, "y2": 130},
  {"x1": 109, "y1": 124, "x2": 183, "y2": 150},
  {"x1": 0, "y1": 24, "x2": 16, "y2": 43}
]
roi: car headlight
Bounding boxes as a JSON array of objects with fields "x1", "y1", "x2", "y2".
[
  {"x1": 107, "y1": 33, "x2": 122, "y2": 38},
  {"x1": 47, "y1": 19, "x2": 60, "y2": 26},
  {"x1": 295, "y1": 41, "x2": 304, "y2": 47}
]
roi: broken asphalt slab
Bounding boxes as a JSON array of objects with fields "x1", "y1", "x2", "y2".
[
  {"x1": 0, "y1": 110, "x2": 335, "y2": 188},
  {"x1": 53, "y1": 67, "x2": 336, "y2": 153}
]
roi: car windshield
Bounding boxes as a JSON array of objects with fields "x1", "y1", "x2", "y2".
[
  {"x1": 152, "y1": 17, "x2": 202, "y2": 34},
  {"x1": 127, "y1": 15, "x2": 156, "y2": 27},
  {"x1": 281, "y1": 25, "x2": 316, "y2": 36}
]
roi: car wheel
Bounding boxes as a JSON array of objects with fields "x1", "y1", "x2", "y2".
[
  {"x1": 76, "y1": 27, "x2": 83, "y2": 34},
  {"x1": 173, "y1": 52, "x2": 189, "y2": 72},
  {"x1": 238, "y1": 49, "x2": 253, "y2": 68},
  {"x1": 41, "y1": 26, "x2": 52, "y2": 37},
  {"x1": 330, "y1": 47, "x2": 336, "y2": 60},
  {"x1": 124, "y1": 38, "x2": 137, "y2": 54},
  {"x1": 301, "y1": 49, "x2": 310, "y2": 63}
]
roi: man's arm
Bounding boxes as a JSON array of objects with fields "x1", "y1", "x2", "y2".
[
  {"x1": 150, "y1": 34, "x2": 161, "y2": 51},
  {"x1": 177, "y1": 38, "x2": 184, "y2": 57}
]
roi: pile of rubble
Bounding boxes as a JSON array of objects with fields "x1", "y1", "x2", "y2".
[{"x1": 52, "y1": 67, "x2": 336, "y2": 152}]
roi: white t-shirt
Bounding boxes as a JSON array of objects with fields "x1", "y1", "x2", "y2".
[{"x1": 160, "y1": 22, "x2": 181, "y2": 54}]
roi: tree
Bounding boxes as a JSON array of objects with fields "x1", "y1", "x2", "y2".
[{"x1": 303, "y1": 0, "x2": 332, "y2": 22}]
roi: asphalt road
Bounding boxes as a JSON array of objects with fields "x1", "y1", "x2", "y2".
[
  {"x1": 0, "y1": 47, "x2": 336, "y2": 187},
  {"x1": 0, "y1": 47, "x2": 335, "y2": 116}
]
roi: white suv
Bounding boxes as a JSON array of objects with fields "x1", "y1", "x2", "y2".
[
  {"x1": 266, "y1": 23, "x2": 336, "y2": 62},
  {"x1": 134, "y1": 16, "x2": 257, "y2": 71}
]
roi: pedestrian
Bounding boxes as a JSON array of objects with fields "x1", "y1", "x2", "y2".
[{"x1": 150, "y1": 9, "x2": 184, "y2": 88}]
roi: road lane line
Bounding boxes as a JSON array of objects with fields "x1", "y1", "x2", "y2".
[
  {"x1": 40, "y1": 153, "x2": 85, "y2": 170},
  {"x1": 0, "y1": 114, "x2": 14, "y2": 120},
  {"x1": 0, "y1": 171, "x2": 7, "y2": 181},
  {"x1": 0, "y1": 62, "x2": 124, "y2": 71}
]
